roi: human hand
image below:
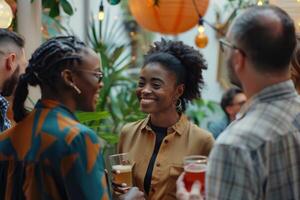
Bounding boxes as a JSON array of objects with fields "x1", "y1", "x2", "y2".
[
  {"x1": 176, "y1": 172, "x2": 203, "y2": 200},
  {"x1": 120, "y1": 187, "x2": 145, "y2": 200},
  {"x1": 111, "y1": 169, "x2": 131, "y2": 199}
]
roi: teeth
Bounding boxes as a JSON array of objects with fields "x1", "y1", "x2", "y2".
[{"x1": 141, "y1": 99, "x2": 155, "y2": 103}]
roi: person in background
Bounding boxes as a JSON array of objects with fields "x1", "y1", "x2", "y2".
[
  {"x1": 0, "y1": 36, "x2": 144, "y2": 200},
  {"x1": 178, "y1": 5, "x2": 300, "y2": 200},
  {"x1": 116, "y1": 39, "x2": 214, "y2": 200},
  {"x1": 0, "y1": 29, "x2": 27, "y2": 132},
  {"x1": 208, "y1": 87, "x2": 247, "y2": 138},
  {"x1": 291, "y1": 34, "x2": 300, "y2": 93}
]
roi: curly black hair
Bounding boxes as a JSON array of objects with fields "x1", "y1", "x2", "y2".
[
  {"x1": 13, "y1": 36, "x2": 86, "y2": 122},
  {"x1": 143, "y1": 39, "x2": 207, "y2": 112}
]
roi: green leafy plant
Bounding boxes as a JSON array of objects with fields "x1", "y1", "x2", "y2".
[
  {"x1": 76, "y1": 15, "x2": 145, "y2": 152},
  {"x1": 186, "y1": 99, "x2": 224, "y2": 129},
  {"x1": 31, "y1": 0, "x2": 74, "y2": 18}
]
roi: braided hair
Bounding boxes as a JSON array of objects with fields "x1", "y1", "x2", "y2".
[
  {"x1": 13, "y1": 36, "x2": 87, "y2": 122},
  {"x1": 143, "y1": 39, "x2": 207, "y2": 112}
]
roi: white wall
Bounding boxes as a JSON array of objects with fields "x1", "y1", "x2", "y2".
[
  {"x1": 67, "y1": 0, "x2": 228, "y2": 102},
  {"x1": 154, "y1": 0, "x2": 227, "y2": 102}
]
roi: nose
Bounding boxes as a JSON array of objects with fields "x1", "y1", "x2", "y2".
[
  {"x1": 98, "y1": 81, "x2": 104, "y2": 89},
  {"x1": 141, "y1": 85, "x2": 152, "y2": 95}
]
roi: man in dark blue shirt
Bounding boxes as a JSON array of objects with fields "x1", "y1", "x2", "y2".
[
  {"x1": 0, "y1": 29, "x2": 27, "y2": 132},
  {"x1": 208, "y1": 87, "x2": 246, "y2": 138}
]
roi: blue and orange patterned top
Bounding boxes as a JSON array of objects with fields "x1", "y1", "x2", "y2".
[{"x1": 0, "y1": 99, "x2": 110, "y2": 200}]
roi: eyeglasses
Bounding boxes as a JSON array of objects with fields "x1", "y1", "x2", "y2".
[
  {"x1": 230, "y1": 100, "x2": 246, "y2": 107},
  {"x1": 219, "y1": 38, "x2": 246, "y2": 57},
  {"x1": 75, "y1": 69, "x2": 104, "y2": 83}
]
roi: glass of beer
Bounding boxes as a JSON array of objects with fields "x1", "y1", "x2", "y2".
[
  {"x1": 183, "y1": 155, "x2": 207, "y2": 194},
  {"x1": 109, "y1": 153, "x2": 133, "y2": 187}
]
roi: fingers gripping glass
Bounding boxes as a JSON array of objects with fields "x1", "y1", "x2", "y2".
[
  {"x1": 219, "y1": 38, "x2": 246, "y2": 57},
  {"x1": 75, "y1": 69, "x2": 104, "y2": 83}
]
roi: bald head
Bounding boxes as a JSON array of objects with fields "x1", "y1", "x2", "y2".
[{"x1": 229, "y1": 6, "x2": 296, "y2": 73}]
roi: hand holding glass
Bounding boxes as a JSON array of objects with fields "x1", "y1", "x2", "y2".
[
  {"x1": 183, "y1": 155, "x2": 207, "y2": 194},
  {"x1": 109, "y1": 153, "x2": 133, "y2": 187}
]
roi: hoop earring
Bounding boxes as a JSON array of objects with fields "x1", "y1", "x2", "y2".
[
  {"x1": 70, "y1": 83, "x2": 81, "y2": 94},
  {"x1": 176, "y1": 98, "x2": 183, "y2": 113}
]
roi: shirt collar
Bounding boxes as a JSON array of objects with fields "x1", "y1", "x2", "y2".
[
  {"x1": 0, "y1": 94, "x2": 9, "y2": 111},
  {"x1": 141, "y1": 114, "x2": 189, "y2": 136},
  {"x1": 35, "y1": 99, "x2": 78, "y2": 121},
  {"x1": 236, "y1": 80, "x2": 297, "y2": 120}
]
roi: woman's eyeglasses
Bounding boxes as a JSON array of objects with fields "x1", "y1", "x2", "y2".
[{"x1": 75, "y1": 69, "x2": 104, "y2": 83}]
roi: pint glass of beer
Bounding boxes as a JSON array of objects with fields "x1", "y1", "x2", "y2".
[
  {"x1": 109, "y1": 153, "x2": 133, "y2": 187},
  {"x1": 183, "y1": 155, "x2": 207, "y2": 194}
]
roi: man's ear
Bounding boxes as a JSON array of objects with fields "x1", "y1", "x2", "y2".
[
  {"x1": 225, "y1": 105, "x2": 234, "y2": 116},
  {"x1": 233, "y1": 50, "x2": 246, "y2": 73},
  {"x1": 5, "y1": 53, "x2": 17, "y2": 71}
]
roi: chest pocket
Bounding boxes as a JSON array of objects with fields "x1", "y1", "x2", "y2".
[{"x1": 165, "y1": 165, "x2": 184, "y2": 200}]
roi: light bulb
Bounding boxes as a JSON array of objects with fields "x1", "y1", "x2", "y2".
[
  {"x1": 0, "y1": 0, "x2": 13, "y2": 28},
  {"x1": 197, "y1": 25, "x2": 205, "y2": 34},
  {"x1": 257, "y1": 0, "x2": 263, "y2": 6},
  {"x1": 98, "y1": 11, "x2": 104, "y2": 21},
  {"x1": 98, "y1": 2, "x2": 104, "y2": 21}
]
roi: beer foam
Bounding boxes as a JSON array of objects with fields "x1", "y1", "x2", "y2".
[
  {"x1": 184, "y1": 163, "x2": 206, "y2": 173},
  {"x1": 112, "y1": 165, "x2": 132, "y2": 172}
]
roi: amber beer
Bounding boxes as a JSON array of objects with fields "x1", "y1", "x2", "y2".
[
  {"x1": 109, "y1": 153, "x2": 133, "y2": 187},
  {"x1": 112, "y1": 164, "x2": 133, "y2": 187},
  {"x1": 183, "y1": 155, "x2": 207, "y2": 193}
]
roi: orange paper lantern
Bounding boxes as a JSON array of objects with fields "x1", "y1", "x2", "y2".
[{"x1": 129, "y1": 0, "x2": 210, "y2": 35}]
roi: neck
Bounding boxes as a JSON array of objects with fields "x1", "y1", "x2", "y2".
[
  {"x1": 242, "y1": 69, "x2": 290, "y2": 99},
  {"x1": 41, "y1": 89, "x2": 76, "y2": 113},
  {"x1": 229, "y1": 115, "x2": 235, "y2": 122},
  {"x1": 150, "y1": 109, "x2": 180, "y2": 128}
]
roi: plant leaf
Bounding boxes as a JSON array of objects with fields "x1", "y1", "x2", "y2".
[
  {"x1": 76, "y1": 111, "x2": 109, "y2": 123},
  {"x1": 49, "y1": 2, "x2": 60, "y2": 18},
  {"x1": 60, "y1": 0, "x2": 74, "y2": 16},
  {"x1": 98, "y1": 133, "x2": 119, "y2": 144}
]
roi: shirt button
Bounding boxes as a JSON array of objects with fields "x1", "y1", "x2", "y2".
[
  {"x1": 164, "y1": 140, "x2": 168, "y2": 144},
  {"x1": 156, "y1": 163, "x2": 160, "y2": 167}
]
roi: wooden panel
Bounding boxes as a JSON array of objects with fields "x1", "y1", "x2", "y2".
[{"x1": 270, "y1": 0, "x2": 300, "y2": 32}]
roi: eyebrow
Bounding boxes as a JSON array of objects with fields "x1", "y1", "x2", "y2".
[
  {"x1": 150, "y1": 78, "x2": 164, "y2": 83},
  {"x1": 139, "y1": 76, "x2": 163, "y2": 82},
  {"x1": 94, "y1": 67, "x2": 102, "y2": 71}
]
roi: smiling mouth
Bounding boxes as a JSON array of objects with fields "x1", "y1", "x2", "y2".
[{"x1": 140, "y1": 98, "x2": 156, "y2": 104}]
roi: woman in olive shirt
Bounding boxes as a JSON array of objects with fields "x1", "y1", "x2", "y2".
[{"x1": 118, "y1": 39, "x2": 214, "y2": 200}]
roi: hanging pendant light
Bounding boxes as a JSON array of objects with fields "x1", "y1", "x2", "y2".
[
  {"x1": 98, "y1": 0, "x2": 105, "y2": 21},
  {"x1": 195, "y1": 18, "x2": 208, "y2": 48},
  {"x1": 0, "y1": 0, "x2": 13, "y2": 28}
]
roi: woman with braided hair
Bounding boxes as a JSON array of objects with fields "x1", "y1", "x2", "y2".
[
  {"x1": 0, "y1": 36, "x2": 145, "y2": 200},
  {"x1": 117, "y1": 39, "x2": 214, "y2": 200}
]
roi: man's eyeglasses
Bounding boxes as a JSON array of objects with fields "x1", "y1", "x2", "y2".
[
  {"x1": 230, "y1": 100, "x2": 246, "y2": 107},
  {"x1": 75, "y1": 69, "x2": 104, "y2": 83},
  {"x1": 219, "y1": 38, "x2": 246, "y2": 57}
]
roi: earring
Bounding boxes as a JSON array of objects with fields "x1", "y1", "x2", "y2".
[
  {"x1": 70, "y1": 83, "x2": 81, "y2": 94},
  {"x1": 176, "y1": 98, "x2": 183, "y2": 113}
]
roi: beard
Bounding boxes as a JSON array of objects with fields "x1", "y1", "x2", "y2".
[
  {"x1": 227, "y1": 55, "x2": 242, "y2": 88},
  {"x1": 1, "y1": 65, "x2": 20, "y2": 97}
]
